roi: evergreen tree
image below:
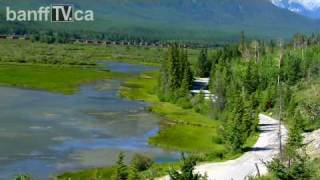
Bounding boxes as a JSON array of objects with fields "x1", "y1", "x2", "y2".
[
  {"x1": 267, "y1": 112, "x2": 315, "y2": 180},
  {"x1": 210, "y1": 63, "x2": 227, "y2": 111},
  {"x1": 242, "y1": 96, "x2": 258, "y2": 138},
  {"x1": 196, "y1": 48, "x2": 211, "y2": 77},
  {"x1": 179, "y1": 50, "x2": 193, "y2": 97},
  {"x1": 269, "y1": 40, "x2": 276, "y2": 54},
  {"x1": 159, "y1": 43, "x2": 193, "y2": 102},
  {"x1": 113, "y1": 152, "x2": 128, "y2": 180},
  {"x1": 283, "y1": 55, "x2": 302, "y2": 85},
  {"x1": 167, "y1": 43, "x2": 182, "y2": 94},
  {"x1": 224, "y1": 91, "x2": 258, "y2": 152},
  {"x1": 239, "y1": 31, "x2": 246, "y2": 55},
  {"x1": 286, "y1": 112, "x2": 304, "y2": 160},
  {"x1": 244, "y1": 61, "x2": 259, "y2": 94},
  {"x1": 128, "y1": 165, "x2": 140, "y2": 180},
  {"x1": 159, "y1": 50, "x2": 170, "y2": 100},
  {"x1": 169, "y1": 154, "x2": 207, "y2": 180},
  {"x1": 260, "y1": 86, "x2": 277, "y2": 111},
  {"x1": 180, "y1": 68, "x2": 192, "y2": 97},
  {"x1": 225, "y1": 97, "x2": 246, "y2": 152}
]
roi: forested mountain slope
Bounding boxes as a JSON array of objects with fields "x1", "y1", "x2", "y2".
[{"x1": 0, "y1": 0, "x2": 319, "y2": 42}]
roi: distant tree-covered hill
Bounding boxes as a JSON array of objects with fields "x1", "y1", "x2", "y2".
[{"x1": 0, "y1": 0, "x2": 319, "y2": 42}]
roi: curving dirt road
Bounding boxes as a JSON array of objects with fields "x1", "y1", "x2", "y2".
[{"x1": 158, "y1": 114, "x2": 288, "y2": 180}]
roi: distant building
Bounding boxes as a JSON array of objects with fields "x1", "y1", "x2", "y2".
[
  {"x1": 191, "y1": 78, "x2": 217, "y2": 101},
  {"x1": 85, "y1": 40, "x2": 94, "y2": 44},
  {"x1": 20, "y1": 36, "x2": 30, "y2": 40},
  {"x1": 7, "y1": 35, "x2": 19, "y2": 40}
]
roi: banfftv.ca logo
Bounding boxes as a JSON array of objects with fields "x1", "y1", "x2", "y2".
[{"x1": 6, "y1": 5, "x2": 94, "y2": 22}]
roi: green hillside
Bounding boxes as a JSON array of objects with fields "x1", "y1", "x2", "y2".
[{"x1": 1, "y1": 0, "x2": 319, "y2": 42}]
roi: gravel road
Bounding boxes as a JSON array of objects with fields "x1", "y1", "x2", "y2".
[{"x1": 158, "y1": 114, "x2": 288, "y2": 180}]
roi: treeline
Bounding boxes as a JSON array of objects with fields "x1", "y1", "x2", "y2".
[
  {"x1": 158, "y1": 43, "x2": 193, "y2": 105},
  {"x1": 210, "y1": 32, "x2": 319, "y2": 151},
  {"x1": 209, "y1": 44, "x2": 260, "y2": 152},
  {"x1": 111, "y1": 152, "x2": 208, "y2": 180},
  {"x1": 1, "y1": 27, "x2": 220, "y2": 48},
  {"x1": 27, "y1": 30, "x2": 167, "y2": 44},
  {"x1": 158, "y1": 31, "x2": 320, "y2": 153},
  {"x1": 0, "y1": 27, "x2": 165, "y2": 44}
]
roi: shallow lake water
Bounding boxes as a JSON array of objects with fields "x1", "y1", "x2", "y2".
[{"x1": 0, "y1": 62, "x2": 179, "y2": 179}]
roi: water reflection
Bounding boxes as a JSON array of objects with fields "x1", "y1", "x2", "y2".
[{"x1": 0, "y1": 62, "x2": 178, "y2": 179}]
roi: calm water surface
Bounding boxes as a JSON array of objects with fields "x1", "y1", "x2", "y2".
[{"x1": 0, "y1": 62, "x2": 178, "y2": 179}]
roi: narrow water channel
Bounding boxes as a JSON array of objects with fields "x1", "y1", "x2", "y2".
[{"x1": 0, "y1": 62, "x2": 179, "y2": 179}]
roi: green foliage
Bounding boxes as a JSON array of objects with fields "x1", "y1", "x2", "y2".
[
  {"x1": 291, "y1": 78, "x2": 320, "y2": 131},
  {"x1": 0, "y1": 64, "x2": 127, "y2": 94},
  {"x1": 168, "y1": 154, "x2": 207, "y2": 180},
  {"x1": 210, "y1": 63, "x2": 228, "y2": 112},
  {"x1": 259, "y1": 86, "x2": 277, "y2": 111},
  {"x1": 192, "y1": 91, "x2": 206, "y2": 113},
  {"x1": 120, "y1": 72, "x2": 247, "y2": 160},
  {"x1": 3, "y1": 0, "x2": 320, "y2": 43},
  {"x1": 267, "y1": 154, "x2": 315, "y2": 180},
  {"x1": 196, "y1": 48, "x2": 211, "y2": 77},
  {"x1": 54, "y1": 30, "x2": 320, "y2": 180},
  {"x1": 130, "y1": 154, "x2": 154, "y2": 172},
  {"x1": 0, "y1": 39, "x2": 174, "y2": 66},
  {"x1": 283, "y1": 55, "x2": 303, "y2": 85},
  {"x1": 244, "y1": 61, "x2": 259, "y2": 94},
  {"x1": 128, "y1": 165, "x2": 140, "y2": 180},
  {"x1": 239, "y1": 31, "x2": 246, "y2": 55},
  {"x1": 113, "y1": 152, "x2": 128, "y2": 180},
  {"x1": 285, "y1": 112, "x2": 305, "y2": 159},
  {"x1": 159, "y1": 43, "x2": 193, "y2": 102},
  {"x1": 208, "y1": 33, "x2": 320, "y2": 154},
  {"x1": 224, "y1": 96, "x2": 258, "y2": 152},
  {"x1": 267, "y1": 112, "x2": 315, "y2": 180},
  {"x1": 14, "y1": 174, "x2": 32, "y2": 180}
]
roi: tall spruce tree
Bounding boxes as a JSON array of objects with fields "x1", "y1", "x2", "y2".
[
  {"x1": 225, "y1": 97, "x2": 246, "y2": 152},
  {"x1": 180, "y1": 51, "x2": 193, "y2": 97},
  {"x1": 244, "y1": 61, "x2": 259, "y2": 94},
  {"x1": 286, "y1": 112, "x2": 304, "y2": 160},
  {"x1": 210, "y1": 63, "x2": 227, "y2": 111},
  {"x1": 159, "y1": 43, "x2": 193, "y2": 102},
  {"x1": 167, "y1": 43, "x2": 182, "y2": 94},
  {"x1": 113, "y1": 152, "x2": 128, "y2": 180},
  {"x1": 196, "y1": 48, "x2": 211, "y2": 77}
]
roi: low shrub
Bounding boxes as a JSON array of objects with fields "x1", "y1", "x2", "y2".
[{"x1": 130, "y1": 154, "x2": 154, "y2": 171}]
